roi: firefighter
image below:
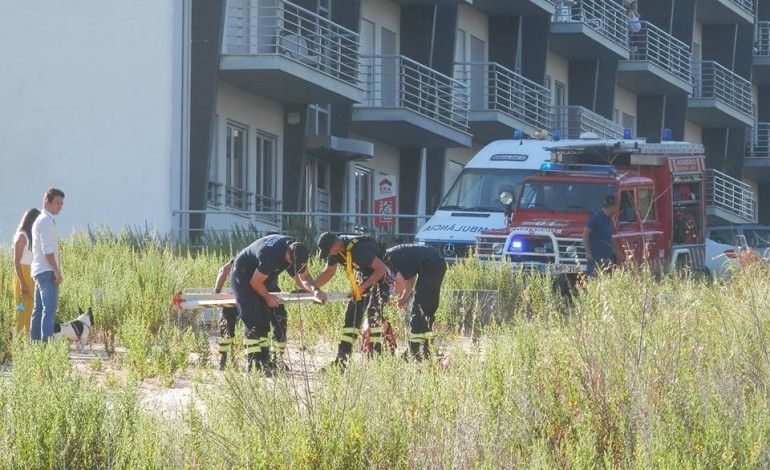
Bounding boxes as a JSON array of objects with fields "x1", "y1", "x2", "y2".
[
  {"x1": 230, "y1": 234, "x2": 326, "y2": 374},
  {"x1": 314, "y1": 232, "x2": 390, "y2": 368},
  {"x1": 583, "y1": 194, "x2": 620, "y2": 277},
  {"x1": 213, "y1": 236, "x2": 291, "y2": 371},
  {"x1": 385, "y1": 244, "x2": 447, "y2": 360}
]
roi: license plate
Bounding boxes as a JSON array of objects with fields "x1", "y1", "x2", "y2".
[{"x1": 532, "y1": 263, "x2": 576, "y2": 274}]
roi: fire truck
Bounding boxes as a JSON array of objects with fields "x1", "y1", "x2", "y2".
[{"x1": 475, "y1": 139, "x2": 709, "y2": 280}]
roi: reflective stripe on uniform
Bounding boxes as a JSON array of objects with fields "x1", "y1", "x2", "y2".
[
  {"x1": 272, "y1": 341, "x2": 287, "y2": 352},
  {"x1": 244, "y1": 337, "x2": 268, "y2": 355},
  {"x1": 369, "y1": 336, "x2": 383, "y2": 344},
  {"x1": 369, "y1": 326, "x2": 383, "y2": 335}
]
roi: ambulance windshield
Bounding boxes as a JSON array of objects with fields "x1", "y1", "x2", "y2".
[{"x1": 438, "y1": 169, "x2": 530, "y2": 212}]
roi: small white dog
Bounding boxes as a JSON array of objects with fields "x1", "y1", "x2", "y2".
[{"x1": 54, "y1": 307, "x2": 95, "y2": 352}]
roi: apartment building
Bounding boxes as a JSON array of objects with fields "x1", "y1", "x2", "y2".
[{"x1": 0, "y1": 0, "x2": 764, "y2": 240}]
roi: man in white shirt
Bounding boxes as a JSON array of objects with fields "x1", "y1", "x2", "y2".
[{"x1": 30, "y1": 188, "x2": 65, "y2": 341}]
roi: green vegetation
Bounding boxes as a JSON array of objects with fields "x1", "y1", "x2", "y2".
[{"x1": 2, "y1": 231, "x2": 770, "y2": 468}]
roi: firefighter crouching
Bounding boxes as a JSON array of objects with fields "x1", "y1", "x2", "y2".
[
  {"x1": 385, "y1": 244, "x2": 447, "y2": 360},
  {"x1": 231, "y1": 234, "x2": 326, "y2": 374},
  {"x1": 314, "y1": 232, "x2": 390, "y2": 369}
]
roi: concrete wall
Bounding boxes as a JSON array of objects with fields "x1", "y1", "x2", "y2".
[{"x1": 0, "y1": 0, "x2": 183, "y2": 241}]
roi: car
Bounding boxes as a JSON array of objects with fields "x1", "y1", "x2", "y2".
[
  {"x1": 704, "y1": 238, "x2": 741, "y2": 281},
  {"x1": 706, "y1": 224, "x2": 770, "y2": 258}
]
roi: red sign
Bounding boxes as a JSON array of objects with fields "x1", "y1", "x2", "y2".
[{"x1": 374, "y1": 176, "x2": 397, "y2": 227}]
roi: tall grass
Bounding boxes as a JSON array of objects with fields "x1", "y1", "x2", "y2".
[{"x1": 2, "y1": 231, "x2": 770, "y2": 467}]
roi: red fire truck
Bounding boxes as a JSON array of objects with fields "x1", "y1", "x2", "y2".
[{"x1": 475, "y1": 140, "x2": 708, "y2": 280}]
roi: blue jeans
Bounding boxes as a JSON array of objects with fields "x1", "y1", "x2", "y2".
[{"x1": 31, "y1": 271, "x2": 58, "y2": 341}]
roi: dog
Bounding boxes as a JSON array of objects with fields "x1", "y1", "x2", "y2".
[{"x1": 54, "y1": 307, "x2": 95, "y2": 352}]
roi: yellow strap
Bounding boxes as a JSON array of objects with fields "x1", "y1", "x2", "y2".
[{"x1": 345, "y1": 251, "x2": 362, "y2": 301}]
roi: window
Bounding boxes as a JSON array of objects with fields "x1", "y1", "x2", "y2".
[
  {"x1": 354, "y1": 166, "x2": 373, "y2": 229},
  {"x1": 256, "y1": 132, "x2": 278, "y2": 212},
  {"x1": 226, "y1": 121, "x2": 251, "y2": 211},
  {"x1": 307, "y1": 104, "x2": 330, "y2": 136},
  {"x1": 207, "y1": 115, "x2": 222, "y2": 207},
  {"x1": 637, "y1": 188, "x2": 656, "y2": 221},
  {"x1": 622, "y1": 113, "x2": 635, "y2": 136},
  {"x1": 619, "y1": 190, "x2": 636, "y2": 223}
]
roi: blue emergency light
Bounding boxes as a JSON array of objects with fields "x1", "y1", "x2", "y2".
[
  {"x1": 623, "y1": 128, "x2": 633, "y2": 139},
  {"x1": 539, "y1": 162, "x2": 616, "y2": 174},
  {"x1": 551, "y1": 129, "x2": 561, "y2": 141},
  {"x1": 513, "y1": 129, "x2": 523, "y2": 140},
  {"x1": 662, "y1": 128, "x2": 672, "y2": 141}
]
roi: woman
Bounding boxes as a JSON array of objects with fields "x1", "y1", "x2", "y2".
[{"x1": 13, "y1": 208, "x2": 40, "y2": 334}]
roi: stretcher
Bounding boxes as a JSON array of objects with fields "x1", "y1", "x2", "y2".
[{"x1": 172, "y1": 289, "x2": 349, "y2": 311}]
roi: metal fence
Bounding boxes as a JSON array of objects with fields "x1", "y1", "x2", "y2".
[
  {"x1": 691, "y1": 61, "x2": 753, "y2": 118},
  {"x1": 705, "y1": 169, "x2": 757, "y2": 224},
  {"x1": 630, "y1": 21, "x2": 692, "y2": 84},
  {"x1": 454, "y1": 62, "x2": 552, "y2": 132},
  {"x1": 358, "y1": 54, "x2": 470, "y2": 134},
  {"x1": 757, "y1": 21, "x2": 770, "y2": 56},
  {"x1": 551, "y1": 105, "x2": 624, "y2": 139},
  {"x1": 552, "y1": 0, "x2": 629, "y2": 51},
  {"x1": 223, "y1": 0, "x2": 360, "y2": 86},
  {"x1": 746, "y1": 122, "x2": 770, "y2": 159},
  {"x1": 176, "y1": 210, "x2": 431, "y2": 243}
]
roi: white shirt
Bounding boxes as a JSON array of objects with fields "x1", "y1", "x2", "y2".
[
  {"x1": 31, "y1": 208, "x2": 59, "y2": 277},
  {"x1": 13, "y1": 231, "x2": 33, "y2": 265}
]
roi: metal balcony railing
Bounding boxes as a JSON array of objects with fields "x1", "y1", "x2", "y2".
[
  {"x1": 359, "y1": 55, "x2": 470, "y2": 134},
  {"x1": 552, "y1": 0, "x2": 629, "y2": 51},
  {"x1": 225, "y1": 185, "x2": 254, "y2": 211},
  {"x1": 728, "y1": 0, "x2": 755, "y2": 16},
  {"x1": 551, "y1": 105, "x2": 624, "y2": 139},
  {"x1": 705, "y1": 169, "x2": 757, "y2": 224},
  {"x1": 454, "y1": 62, "x2": 552, "y2": 132},
  {"x1": 746, "y1": 122, "x2": 770, "y2": 159},
  {"x1": 207, "y1": 181, "x2": 224, "y2": 207},
  {"x1": 223, "y1": 0, "x2": 360, "y2": 85},
  {"x1": 757, "y1": 21, "x2": 770, "y2": 57},
  {"x1": 691, "y1": 61, "x2": 753, "y2": 118},
  {"x1": 629, "y1": 21, "x2": 693, "y2": 84}
]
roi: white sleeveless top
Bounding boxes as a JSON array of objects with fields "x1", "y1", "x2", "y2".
[{"x1": 13, "y1": 231, "x2": 33, "y2": 265}]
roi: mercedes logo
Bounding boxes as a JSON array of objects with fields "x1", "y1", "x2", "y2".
[{"x1": 442, "y1": 243, "x2": 456, "y2": 257}]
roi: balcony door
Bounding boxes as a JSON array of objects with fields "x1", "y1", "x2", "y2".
[
  {"x1": 360, "y1": 19, "x2": 375, "y2": 104},
  {"x1": 381, "y1": 27, "x2": 398, "y2": 107},
  {"x1": 305, "y1": 158, "x2": 330, "y2": 231},
  {"x1": 469, "y1": 35, "x2": 486, "y2": 110}
]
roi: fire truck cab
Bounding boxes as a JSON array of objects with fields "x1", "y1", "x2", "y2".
[{"x1": 476, "y1": 140, "x2": 708, "y2": 278}]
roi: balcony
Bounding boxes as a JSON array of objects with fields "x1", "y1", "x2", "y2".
[
  {"x1": 617, "y1": 21, "x2": 693, "y2": 95},
  {"x1": 744, "y1": 123, "x2": 770, "y2": 182},
  {"x1": 754, "y1": 21, "x2": 770, "y2": 85},
  {"x1": 705, "y1": 169, "x2": 757, "y2": 225},
  {"x1": 688, "y1": 61, "x2": 754, "y2": 128},
  {"x1": 352, "y1": 55, "x2": 471, "y2": 148},
  {"x1": 220, "y1": 0, "x2": 363, "y2": 104},
  {"x1": 550, "y1": 0, "x2": 629, "y2": 60},
  {"x1": 696, "y1": 0, "x2": 754, "y2": 26},
  {"x1": 454, "y1": 62, "x2": 551, "y2": 143},
  {"x1": 552, "y1": 105, "x2": 624, "y2": 140}
]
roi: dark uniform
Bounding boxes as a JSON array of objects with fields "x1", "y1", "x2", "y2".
[
  {"x1": 325, "y1": 235, "x2": 390, "y2": 362},
  {"x1": 217, "y1": 259, "x2": 289, "y2": 370},
  {"x1": 230, "y1": 235, "x2": 304, "y2": 371},
  {"x1": 386, "y1": 245, "x2": 446, "y2": 359}
]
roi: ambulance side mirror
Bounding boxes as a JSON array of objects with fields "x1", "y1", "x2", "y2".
[{"x1": 499, "y1": 190, "x2": 515, "y2": 221}]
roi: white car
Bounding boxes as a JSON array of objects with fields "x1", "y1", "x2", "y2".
[{"x1": 704, "y1": 238, "x2": 742, "y2": 281}]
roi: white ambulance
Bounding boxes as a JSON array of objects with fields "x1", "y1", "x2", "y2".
[{"x1": 414, "y1": 137, "x2": 559, "y2": 261}]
